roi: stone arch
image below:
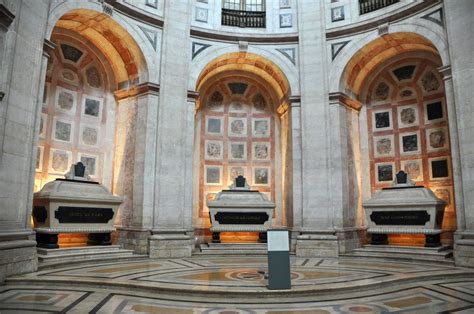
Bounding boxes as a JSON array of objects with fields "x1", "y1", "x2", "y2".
[
  {"x1": 196, "y1": 52, "x2": 291, "y2": 102},
  {"x1": 331, "y1": 24, "x2": 449, "y2": 97},
  {"x1": 47, "y1": 2, "x2": 151, "y2": 85},
  {"x1": 190, "y1": 46, "x2": 299, "y2": 96}
]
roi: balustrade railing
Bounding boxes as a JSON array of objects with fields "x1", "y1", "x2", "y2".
[
  {"x1": 221, "y1": 8, "x2": 266, "y2": 28},
  {"x1": 359, "y1": 0, "x2": 400, "y2": 15}
]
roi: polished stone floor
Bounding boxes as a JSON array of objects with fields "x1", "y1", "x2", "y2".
[{"x1": 1, "y1": 256, "x2": 474, "y2": 313}]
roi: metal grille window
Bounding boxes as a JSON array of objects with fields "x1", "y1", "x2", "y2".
[
  {"x1": 222, "y1": 0, "x2": 266, "y2": 28},
  {"x1": 223, "y1": 0, "x2": 264, "y2": 11},
  {"x1": 359, "y1": 0, "x2": 400, "y2": 15}
]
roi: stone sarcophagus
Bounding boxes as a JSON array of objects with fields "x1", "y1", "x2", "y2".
[
  {"x1": 33, "y1": 162, "x2": 122, "y2": 248},
  {"x1": 207, "y1": 176, "x2": 275, "y2": 243},
  {"x1": 363, "y1": 171, "x2": 446, "y2": 247}
]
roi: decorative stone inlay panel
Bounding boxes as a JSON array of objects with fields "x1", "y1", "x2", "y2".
[
  {"x1": 198, "y1": 83, "x2": 276, "y2": 218},
  {"x1": 374, "y1": 82, "x2": 389, "y2": 101},
  {"x1": 366, "y1": 59, "x2": 455, "y2": 240},
  {"x1": 86, "y1": 66, "x2": 101, "y2": 88},
  {"x1": 60, "y1": 44, "x2": 83, "y2": 63},
  {"x1": 421, "y1": 71, "x2": 440, "y2": 93},
  {"x1": 36, "y1": 36, "x2": 111, "y2": 191}
]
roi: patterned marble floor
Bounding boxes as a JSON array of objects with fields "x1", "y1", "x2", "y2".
[{"x1": 1, "y1": 256, "x2": 474, "y2": 313}]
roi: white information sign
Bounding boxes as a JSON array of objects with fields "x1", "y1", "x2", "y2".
[{"x1": 267, "y1": 230, "x2": 289, "y2": 252}]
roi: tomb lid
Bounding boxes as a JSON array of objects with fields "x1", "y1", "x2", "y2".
[
  {"x1": 208, "y1": 189, "x2": 275, "y2": 208},
  {"x1": 363, "y1": 186, "x2": 446, "y2": 207},
  {"x1": 34, "y1": 179, "x2": 122, "y2": 205}
]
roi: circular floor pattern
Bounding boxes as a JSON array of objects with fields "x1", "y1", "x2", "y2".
[{"x1": 1, "y1": 256, "x2": 474, "y2": 313}]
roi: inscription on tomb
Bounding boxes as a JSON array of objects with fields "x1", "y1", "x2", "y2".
[
  {"x1": 215, "y1": 212, "x2": 269, "y2": 225},
  {"x1": 55, "y1": 207, "x2": 114, "y2": 223},
  {"x1": 370, "y1": 210, "x2": 430, "y2": 226}
]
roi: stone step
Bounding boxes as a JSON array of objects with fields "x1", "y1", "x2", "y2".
[
  {"x1": 204, "y1": 244, "x2": 267, "y2": 250},
  {"x1": 36, "y1": 245, "x2": 146, "y2": 270},
  {"x1": 38, "y1": 254, "x2": 148, "y2": 271},
  {"x1": 342, "y1": 249, "x2": 454, "y2": 265},
  {"x1": 362, "y1": 244, "x2": 451, "y2": 253},
  {"x1": 38, "y1": 248, "x2": 135, "y2": 262},
  {"x1": 198, "y1": 243, "x2": 268, "y2": 255},
  {"x1": 197, "y1": 250, "x2": 268, "y2": 256},
  {"x1": 354, "y1": 246, "x2": 453, "y2": 257},
  {"x1": 37, "y1": 245, "x2": 122, "y2": 255}
]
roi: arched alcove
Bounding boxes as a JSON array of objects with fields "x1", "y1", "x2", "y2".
[
  {"x1": 339, "y1": 33, "x2": 456, "y2": 246},
  {"x1": 193, "y1": 53, "x2": 292, "y2": 243},
  {"x1": 34, "y1": 8, "x2": 150, "y2": 246}
]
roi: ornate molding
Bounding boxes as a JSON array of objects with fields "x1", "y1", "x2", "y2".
[
  {"x1": 329, "y1": 92, "x2": 362, "y2": 111},
  {"x1": 190, "y1": 28, "x2": 298, "y2": 44},
  {"x1": 114, "y1": 82, "x2": 160, "y2": 100}
]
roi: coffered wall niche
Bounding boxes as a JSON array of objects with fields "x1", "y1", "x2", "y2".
[{"x1": 194, "y1": 72, "x2": 291, "y2": 243}]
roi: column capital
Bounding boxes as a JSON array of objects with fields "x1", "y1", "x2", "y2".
[
  {"x1": 187, "y1": 90, "x2": 199, "y2": 102},
  {"x1": 437, "y1": 65, "x2": 452, "y2": 81},
  {"x1": 114, "y1": 82, "x2": 160, "y2": 100},
  {"x1": 42, "y1": 39, "x2": 56, "y2": 59},
  {"x1": 328, "y1": 91, "x2": 362, "y2": 111}
]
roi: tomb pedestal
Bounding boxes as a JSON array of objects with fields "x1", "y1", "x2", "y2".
[
  {"x1": 363, "y1": 186, "x2": 446, "y2": 247},
  {"x1": 207, "y1": 176, "x2": 275, "y2": 243},
  {"x1": 149, "y1": 233, "x2": 193, "y2": 258},
  {"x1": 454, "y1": 231, "x2": 474, "y2": 267},
  {"x1": 33, "y1": 163, "x2": 122, "y2": 248}
]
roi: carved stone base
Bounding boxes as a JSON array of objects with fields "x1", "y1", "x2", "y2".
[
  {"x1": 116, "y1": 228, "x2": 151, "y2": 254},
  {"x1": 296, "y1": 234, "x2": 338, "y2": 257},
  {"x1": 87, "y1": 233, "x2": 111, "y2": 246},
  {"x1": 454, "y1": 231, "x2": 474, "y2": 268},
  {"x1": 371, "y1": 233, "x2": 388, "y2": 245},
  {"x1": 36, "y1": 233, "x2": 59, "y2": 249},
  {"x1": 425, "y1": 233, "x2": 441, "y2": 247},
  {"x1": 258, "y1": 232, "x2": 267, "y2": 243},
  {"x1": 0, "y1": 231, "x2": 38, "y2": 283},
  {"x1": 149, "y1": 234, "x2": 193, "y2": 258},
  {"x1": 212, "y1": 232, "x2": 221, "y2": 243}
]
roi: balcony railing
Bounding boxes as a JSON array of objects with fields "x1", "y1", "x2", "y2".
[
  {"x1": 221, "y1": 8, "x2": 266, "y2": 28},
  {"x1": 359, "y1": 0, "x2": 400, "y2": 15}
]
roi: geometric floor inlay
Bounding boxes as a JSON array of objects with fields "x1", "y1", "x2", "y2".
[{"x1": 1, "y1": 256, "x2": 474, "y2": 313}]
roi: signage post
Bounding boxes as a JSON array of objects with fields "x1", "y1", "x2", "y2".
[{"x1": 267, "y1": 229, "x2": 291, "y2": 290}]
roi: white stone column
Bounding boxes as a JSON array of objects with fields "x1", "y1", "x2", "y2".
[
  {"x1": 295, "y1": 0, "x2": 340, "y2": 257},
  {"x1": 149, "y1": 0, "x2": 194, "y2": 258},
  {"x1": 289, "y1": 99, "x2": 302, "y2": 251},
  {"x1": 444, "y1": 0, "x2": 474, "y2": 267},
  {"x1": 0, "y1": 0, "x2": 49, "y2": 282},
  {"x1": 114, "y1": 85, "x2": 159, "y2": 254},
  {"x1": 328, "y1": 93, "x2": 364, "y2": 254}
]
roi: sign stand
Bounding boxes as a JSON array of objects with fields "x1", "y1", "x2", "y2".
[{"x1": 267, "y1": 229, "x2": 291, "y2": 290}]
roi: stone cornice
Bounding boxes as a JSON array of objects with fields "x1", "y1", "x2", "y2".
[
  {"x1": 114, "y1": 82, "x2": 160, "y2": 100},
  {"x1": 0, "y1": 3, "x2": 14, "y2": 30},
  {"x1": 42, "y1": 39, "x2": 56, "y2": 59},
  {"x1": 104, "y1": 0, "x2": 164, "y2": 28},
  {"x1": 329, "y1": 92, "x2": 362, "y2": 111},
  {"x1": 190, "y1": 28, "x2": 299, "y2": 44},
  {"x1": 326, "y1": 0, "x2": 440, "y2": 39}
]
